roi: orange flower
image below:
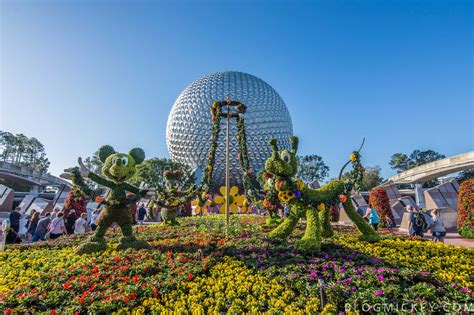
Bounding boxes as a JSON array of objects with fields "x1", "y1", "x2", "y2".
[
  {"x1": 339, "y1": 194, "x2": 347, "y2": 203},
  {"x1": 95, "y1": 196, "x2": 104, "y2": 203}
]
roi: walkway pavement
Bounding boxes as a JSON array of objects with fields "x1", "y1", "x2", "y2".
[{"x1": 396, "y1": 230, "x2": 474, "y2": 248}]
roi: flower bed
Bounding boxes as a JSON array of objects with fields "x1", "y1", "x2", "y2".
[{"x1": 1, "y1": 215, "x2": 473, "y2": 314}]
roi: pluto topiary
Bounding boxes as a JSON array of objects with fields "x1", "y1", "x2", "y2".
[
  {"x1": 64, "y1": 145, "x2": 149, "y2": 254},
  {"x1": 264, "y1": 137, "x2": 379, "y2": 252}
]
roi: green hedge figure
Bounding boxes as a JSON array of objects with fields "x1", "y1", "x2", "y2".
[
  {"x1": 72, "y1": 145, "x2": 149, "y2": 254},
  {"x1": 155, "y1": 170, "x2": 196, "y2": 226},
  {"x1": 264, "y1": 137, "x2": 379, "y2": 252}
]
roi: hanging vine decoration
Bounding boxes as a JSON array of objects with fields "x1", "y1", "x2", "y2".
[
  {"x1": 338, "y1": 138, "x2": 366, "y2": 194},
  {"x1": 201, "y1": 99, "x2": 261, "y2": 199}
]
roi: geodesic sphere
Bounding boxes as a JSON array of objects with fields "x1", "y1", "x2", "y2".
[{"x1": 166, "y1": 71, "x2": 293, "y2": 190}]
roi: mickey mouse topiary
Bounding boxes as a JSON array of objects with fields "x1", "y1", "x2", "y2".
[{"x1": 64, "y1": 145, "x2": 149, "y2": 254}]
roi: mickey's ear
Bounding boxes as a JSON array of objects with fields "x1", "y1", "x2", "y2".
[
  {"x1": 98, "y1": 145, "x2": 116, "y2": 163},
  {"x1": 129, "y1": 148, "x2": 145, "y2": 164},
  {"x1": 290, "y1": 136, "x2": 298, "y2": 154}
]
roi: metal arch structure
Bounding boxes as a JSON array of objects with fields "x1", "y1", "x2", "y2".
[
  {"x1": 0, "y1": 161, "x2": 71, "y2": 188},
  {"x1": 166, "y1": 71, "x2": 293, "y2": 189},
  {"x1": 385, "y1": 151, "x2": 474, "y2": 184}
]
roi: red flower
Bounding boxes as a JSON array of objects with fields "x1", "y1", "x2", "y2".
[
  {"x1": 132, "y1": 275, "x2": 139, "y2": 284},
  {"x1": 5, "y1": 309, "x2": 13, "y2": 315},
  {"x1": 63, "y1": 282, "x2": 71, "y2": 289},
  {"x1": 129, "y1": 292, "x2": 137, "y2": 300},
  {"x1": 114, "y1": 256, "x2": 119, "y2": 263},
  {"x1": 123, "y1": 297, "x2": 129, "y2": 303},
  {"x1": 51, "y1": 310, "x2": 57, "y2": 315},
  {"x1": 79, "y1": 297, "x2": 85, "y2": 304},
  {"x1": 187, "y1": 274, "x2": 193, "y2": 281},
  {"x1": 93, "y1": 266, "x2": 99, "y2": 273}
]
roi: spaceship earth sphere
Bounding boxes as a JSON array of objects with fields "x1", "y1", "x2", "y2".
[{"x1": 166, "y1": 71, "x2": 293, "y2": 190}]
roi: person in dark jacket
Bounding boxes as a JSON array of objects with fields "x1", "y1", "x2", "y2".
[
  {"x1": 65, "y1": 209, "x2": 77, "y2": 235},
  {"x1": 27, "y1": 211, "x2": 40, "y2": 239},
  {"x1": 6, "y1": 207, "x2": 22, "y2": 244},
  {"x1": 137, "y1": 204, "x2": 147, "y2": 224}
]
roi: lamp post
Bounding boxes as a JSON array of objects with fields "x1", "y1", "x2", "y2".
[{"x1": 225, "y1": 102, "x2": 230, "y2": 226}]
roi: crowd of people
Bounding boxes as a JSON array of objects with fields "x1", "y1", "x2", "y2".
[
  {"x1": 4, "y1": 199, "x2": 448, "y2": 244},
  {"x1": 4, "y1": 206, "x2": 102, "y2": 244}
]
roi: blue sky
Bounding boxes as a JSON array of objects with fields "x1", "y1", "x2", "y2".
[{"x1": 1, "y1": 0, "x2": 472, "y2": 180}]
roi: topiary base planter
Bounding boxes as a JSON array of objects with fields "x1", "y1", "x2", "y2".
[
  {"x1": 76, "y1": 241, "x2": 107, "y2": 255},
  {"x1": 117, "y1": 237, "x2": 150, "y2": 250},
  {"x1": 161, "y1": 208, "x2": 180, "y2": 226}
]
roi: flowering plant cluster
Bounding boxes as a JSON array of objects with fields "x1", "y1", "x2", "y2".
[
  {"x1": 458, "y1": 179, "x2": 474, "y2": 238},
  {"x1": 369, "y1": 187, "x2": 395, "y2": 226},
  {"x1": 1, "y1": 216, "x2": 472, "y2": 314}
]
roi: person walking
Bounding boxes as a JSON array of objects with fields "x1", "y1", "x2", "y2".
[
  {"x1": 65, "y1": 209, "x2": 77, "y2": 235},
  {"x1": 74, "y1": 212, "x2": 88, "y2": 234},
  {"x1": 363, "y1": 205, "x2": 380, "y2": 231},
  {"x1": 408, "y1": 206, "x2": 425, "y2": 237},
  {"x1": 6, "y1": 207, "x2": 22, "y2": 244},
  {"x1": 26, "y1": 211, "x2": 40, "y2": 240},
  {"x1": 49, "y1": 212, "x2": 67, "y2": 240},
  {"x1": 90, "y1": 208, "x2": 100, "y2": 231},
  {"x1": 32, "y1": 213, "x2": 51, "y2": 242},
  {"x1": 431, "y1": 210, "x2": 446, "y2": 243},
  {"x1": 385, "y1": 215, "x2": 395, "y2": 232},
  {"x1": 137, "y1": 204, "x2": 147, "y2": 224}
]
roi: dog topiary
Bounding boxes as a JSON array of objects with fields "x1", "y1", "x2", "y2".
[{"x1": 263, "y1": 136, "x2": 379, "y2": 252}]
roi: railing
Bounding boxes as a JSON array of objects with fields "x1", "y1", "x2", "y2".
[{"x1": 0, "y1": 161, "x2": 70, "y2": 187}]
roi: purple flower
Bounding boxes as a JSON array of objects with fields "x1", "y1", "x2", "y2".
[
  {"x1": 351, "y1": 286, "x2": 356, "y2": 291},
  {"x1": 324, "y1": 255, "x2": 329, "y2": 259},
  {"x1": 460, "y1": 287, "x2": 469, "y2": 293},
  {"x1": 377, "y1": 275, "x2": 385, "y2": 281},
  {"x1": 375, "y1": 290, "x2": 384, "y2": 296},
  {"x1": 294, "y1": 190, "x2": 301, "y2": 197},
  {"x1": 308, "y1": 271, "x2": 318, "y2": 280}
]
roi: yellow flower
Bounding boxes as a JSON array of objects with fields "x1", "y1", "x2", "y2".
[
  {"x1": 294, "y1": 179, "x2": 304, "y2": 190},
  {"x1": 214, "y1": 186, "x2": 245, "y2": 214},
  {"x1": 317, "y1": 203, "x2": 325, "y2": 212},
  {"x1": 191, "y1": 195, "x2": 211, "y2": 215},
  {"x1": 278, "y1": 190, "x2": 294, "y2": 202},
  {"x1": 239, "y1": 198, "x2": 252, "y2": 214},
  {"x1": 350, "y1": 152, "x2": 358, "y2": 161}
]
